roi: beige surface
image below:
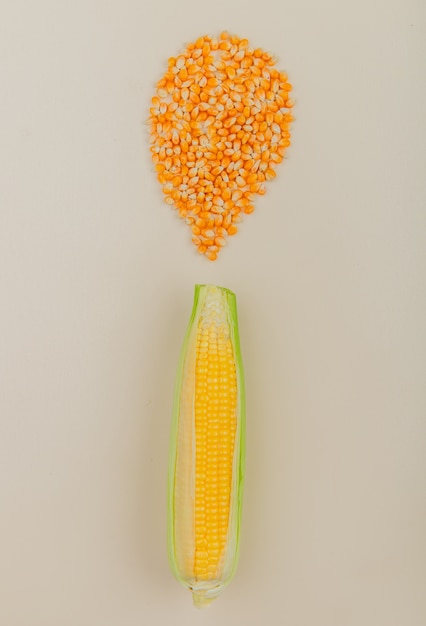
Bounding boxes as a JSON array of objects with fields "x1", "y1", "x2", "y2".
[{"x1": 1, "y1": 1, "x2": 425, "y2": 625}]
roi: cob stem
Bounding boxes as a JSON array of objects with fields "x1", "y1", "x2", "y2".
[{"x1": 192, "y1": 593, "x2": 215, "y2": 609}]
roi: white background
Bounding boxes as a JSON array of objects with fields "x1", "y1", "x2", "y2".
[{"x1": 1, "y1": 1, "x2": 425, "y2": 624}]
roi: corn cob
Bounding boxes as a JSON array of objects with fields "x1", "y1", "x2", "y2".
[{"x1": 168, "y1": 284, "x2": 245, "y2": 607}]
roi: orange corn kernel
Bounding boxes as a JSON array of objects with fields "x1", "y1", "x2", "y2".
[{"x1": 149, "y1": 32, "x2": 293, "y2": 260}]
